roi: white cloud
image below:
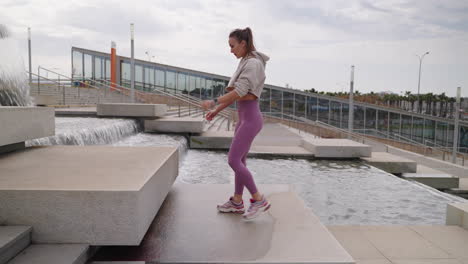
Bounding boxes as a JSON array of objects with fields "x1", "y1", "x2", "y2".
[{"x1": 0, "y1": 0, "x2": 467, "y2": 97}]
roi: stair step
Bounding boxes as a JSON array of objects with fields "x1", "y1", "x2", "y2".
[
  {"x1": 0, "y1": 226, "x2": 31, "y2": 264},
  {"x1": 7, "y1": 244, "x2": 89, "y2": 264}
]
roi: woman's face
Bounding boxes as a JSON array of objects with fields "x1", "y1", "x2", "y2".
[{"x1": 229, "y1": 37, "x2": 246, "y2": 59}]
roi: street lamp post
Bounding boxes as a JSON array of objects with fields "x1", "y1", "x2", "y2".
[
  {"x1": 348, "y1": 65, "x2": 355, "y2": 135},
  {"x1": 452, "y1": 87, "x2": 461, "y2": 164},
  {"x1": 130, "y1": 23, "x2": 135, "y2": 103},
  {"x1": 416, "y1": 51, "x2": 430, "y2": 112},
  {"x1": 28, "y1": 27, "x2": 32, "y2": 83}
]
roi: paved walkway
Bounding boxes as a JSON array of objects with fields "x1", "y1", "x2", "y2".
[{"x1": 328, "y1": 225, "x2": 468, "y2": 264}]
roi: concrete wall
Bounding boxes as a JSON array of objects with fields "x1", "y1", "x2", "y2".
[{"x1": 0, "y1": 107, "x2": 55, "y2": 147}]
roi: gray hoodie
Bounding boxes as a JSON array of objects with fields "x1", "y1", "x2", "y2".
[{"x1": 227, "y1": 51, "x2": 270, "y2": 98}]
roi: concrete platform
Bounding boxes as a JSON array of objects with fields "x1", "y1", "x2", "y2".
[
  {"x1": 92, "y1": 183, "x2": 355, "y2": 263},
  {"x1": 0, "y1": 226, "x2": 31, "y2": 264},
  {"x1": 301, "y1": 138, "x2": 371, "y2": 158},
  {"x1": 144, "y1": 116, "x2": 205, "y2": 133},
  {"x1": 55, "y1": 107, "x2": 97, "y2": 117},
  {"x1": 0, "y1": 107, "x2": 54, "y2": 148},
  {"x1": 7, "y1": 244, "x2": 89, "y2": 264},
  {"x1": 252, "y1": 123, "x2": 304, "y2": 147},
  {"x1": 328, "y1": 225, "x2": 468, "y2": 263},
  {"x1": 446, "y1": 202, "x2": 468, "y2": 230},
  {"x1": 362, "y1": 152, "x2": 417, "y2": 174},
  {"x1": 97, "y1": 103, "x2": 167, "y2": 118},
  {"x1": 32, "y1": 95, "x2": 57, "y2": 106},
  {"x1": 249, "y1": 145, "x2": 314, "y2": 159},
  {"x1": 190, "y1": 130, "x2": 234, "y2": 149},
  {"x1": 0, "y1": 145, "x2": 178, "y2": 245},
  {"x1": 402, "y1": 165, "x2": 459, "y2": 189}
]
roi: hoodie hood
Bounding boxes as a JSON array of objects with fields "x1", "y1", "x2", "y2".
[{"x1": 250, "y1": 51, "x2": 270, "y2": 66}]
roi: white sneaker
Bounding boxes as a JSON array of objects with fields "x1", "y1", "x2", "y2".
[
  {"x1": 217, "y1": 196, "x2": 245, "y2": 214},
  {"x1": 243, "y1": 196, "x2": 271, "y2": 220}
]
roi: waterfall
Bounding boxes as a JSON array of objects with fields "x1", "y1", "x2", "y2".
[
  {"x1": 0, "y1": 24, "x2": 33, "y2": 106},
  {"x1": 26, "y1": 117, "x2": 140, "y2": 146}
]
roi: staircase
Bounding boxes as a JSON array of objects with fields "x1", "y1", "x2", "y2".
[{"x1": 0, "y1": 226, "x2": 89, "y2": 264}]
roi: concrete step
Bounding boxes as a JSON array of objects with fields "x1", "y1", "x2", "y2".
[
  {"x1": 91, "y1": 184, "x2": 354, "y2": 263},
  {"x1": 0, "y1": 226, "x2": 31, "y2": 264},
  {"x1": 7, "y1": 244, "x2": 89, "y2": 264},
  {"x1": 402, "y1": 164, "x2": 459, "y2": 189},
  {"x1": 328, "y1": 225, "x2": 468, "y2": 263},
  {"x1": 362, "y1": 152, "x2": 417, "y2": 174}
]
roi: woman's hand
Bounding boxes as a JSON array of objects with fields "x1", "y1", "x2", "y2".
[
  {"x1": 205, "y1": 110, "x2": 218, "y2": 121},
  {"x1": 201, "y1": 100, "x2": 215, "y2": 110}
]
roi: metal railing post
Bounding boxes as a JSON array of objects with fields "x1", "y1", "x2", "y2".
[
  {"x1": 178, "y1": 103, "x2": 181, "y2": 117},
  {"x1": 37, "y1": 66, "x2": 40, "y2": 94}
]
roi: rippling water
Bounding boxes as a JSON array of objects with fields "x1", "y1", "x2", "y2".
[
  {"x1": 177, "y1": 149, "x2": 465, "y2": 225},
  {"x1": 32, "y1": 117, "x2": 466, "y2": 225}
]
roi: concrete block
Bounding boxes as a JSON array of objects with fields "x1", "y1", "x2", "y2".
[
  {"x1": 92, "y1": 184, "x2": 355, "y2": 263},
  {"x1": 32, "y1": 95, "x2": 57, "y2": 106},
  {"x1": 446, "y1": 202, "x2": 468, "y2": 230},
  {"x1": 362, "y1": 152, "x2": 417, "y2": 174},
  {"x1": 0, "y1": 107, "x2": 55, "y2": 147},
  {"x1": 0, "y1": 226, "x2": 31, "y2": 264},
  {"x1": 402, "y1": 165, "x2": 459, "y2": 189},
  {"x1": 7, "y1": 244, "x2": 89, "y2": 264},
  {"x1": 190, "y1": 131, "x2": 234, "y2": 149},
  {"x1": 0, "y1": 146, "x2": 178, "y2": 245},
  {"x1": 301, "y1": 138, "x2": 371, "y2": 158},
  {"x1": 55, "y1": 107, "x2": 97, "y2": 117},
  {"x1": 144, "y1": 116, "x2": 205, "y2": 133},
  {"x1": 96, "y1": 103, "x2": 166, "y2": 118}
]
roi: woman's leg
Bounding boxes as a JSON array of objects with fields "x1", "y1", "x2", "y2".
[
  {"x1": 228, "y1": 111, "x2": 262, "y2": 196},
  {"x1": 233, "y1": 116, "x2": 247, "y2": 201}
]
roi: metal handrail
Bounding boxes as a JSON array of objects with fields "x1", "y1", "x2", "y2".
[{"x1": 37, "y1": 66, "x2": 234, "y2": 129}]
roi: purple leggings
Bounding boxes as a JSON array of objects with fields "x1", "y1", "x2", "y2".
[{"x1": 228, "y1": 99, "x2": 263, "y2": 195}]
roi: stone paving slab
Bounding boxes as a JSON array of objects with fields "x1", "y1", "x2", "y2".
[
  {"x1": 362, "y1": 152, "x2": 417, "y2": 174},
  {"x1": 0, "y1": 146, "x2": 178, "y2": 245},
  {"x1": 328, "y1": 225, "x2": 468, "y2": 263},
  {"x1": 301, "y1": 138, "x2": 371, "y2": 158},
  {"x1": 92, "y1": 183, "x2": 354, "y2": 263},
  {"x1": 7, "y1": 244, "x2": 89, "y2": 264},
  {"x1": 0, "y1": 226, "x2": 31, "y2": 264},
  {"x1": 402, "y1": 165, "x2": 459, "y2": 189}
]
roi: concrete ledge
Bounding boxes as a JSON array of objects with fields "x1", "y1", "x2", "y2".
[
  {"x1": 0, "y1": 107, "x2": 55, "y2": 147},
  {"x1": 190, "y1": 131, "x2": 234, "y2": 149},
  {"x1": 0, "y1": 142, "x2": 25, "y2": 155},
  {"x1": 55, "y1": 107, "x2": 97, "y2": 117},
  {"x1": 32, "y1": 95, "x2": 57, "y2": 106},
  {"x1": 144, "y1": 117, "x2": 205, "y2": 133},
  {"x1": 97, "y1": 103, "x2": 167, "y2": 118},
  {"x1": 0, "y1": 226, "x2": 31, "y2": 264},
  {"x1": 446, "y1": 202, "x2": 468, "y2": 230},
  {"x1": 7, "y1": 244, "x2": 89, "y2": 264},
  {"x1": 92, "y1": 184, "x2": 354, "y2": 263},
  {"x1": 362, "y1": 152, "x2": 417, "y2": 174},
  {"x1": 301, "y1": 138, "x2": 371, "y2": 158},
  {"x1": 402, "y1": 165, "x2": 459, "y2": 189},
  {"x1": 249, "y1": 145, "x2": 314, "y2": 159},
  {"x1": 0, "y1": 146, "x2": 178, "y2": 245}
]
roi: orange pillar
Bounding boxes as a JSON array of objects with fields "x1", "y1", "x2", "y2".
[{"x1": 110, "y1": 41, "x2": 117, "y2": 90}]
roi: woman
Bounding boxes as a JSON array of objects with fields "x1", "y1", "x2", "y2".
[{"x1": 201, "y1": 27, "x2": 270, "y2": 220}]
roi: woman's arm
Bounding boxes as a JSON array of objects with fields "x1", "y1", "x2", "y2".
[{"x1": 202, "y1": 88, "x2": 240, "y2": 110}]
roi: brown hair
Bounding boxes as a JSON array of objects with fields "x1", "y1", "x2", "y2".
[{"x1": 229, "y1": 27, "x2": 256, "y2": 56}]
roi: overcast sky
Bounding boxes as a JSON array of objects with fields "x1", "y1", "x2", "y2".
[{"x1": 1, "y1": 0, "x2": 467, "y2": 97}]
